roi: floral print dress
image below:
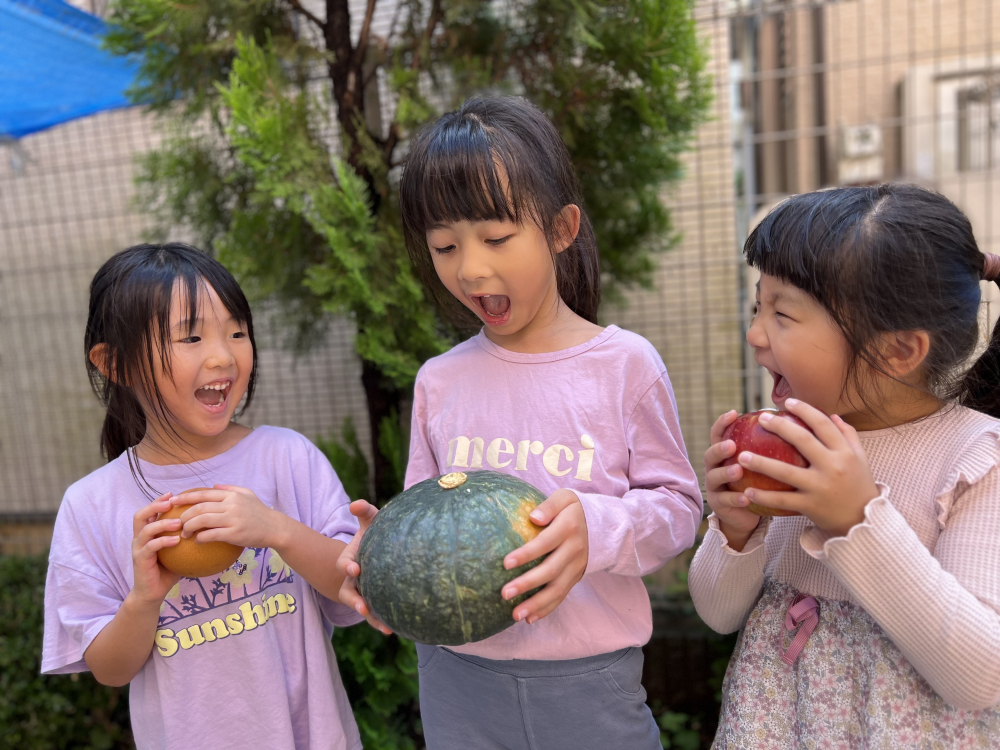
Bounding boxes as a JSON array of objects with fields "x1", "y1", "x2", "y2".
[{"x1": 714, "y1": 580, "x2": 1000, "y2": 749}]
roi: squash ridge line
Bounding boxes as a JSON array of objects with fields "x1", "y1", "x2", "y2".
[{"x1": 449, "y1": 498, "x2": 471, "y2": 644}]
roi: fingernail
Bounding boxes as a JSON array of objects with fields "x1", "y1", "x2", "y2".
[
  {"x1": 527, "y1": 616, "x2": 537, "y2": 624},
  {"x1": 727, "y1": 465, "x2": 740, "y2": 478},
  {"x1": 759, "y1": 412, "x2": 773, "y2": 423},
  {"x1": 355, "y1": 603, "x2": 363, "y2": 613},
  {"x1": 739, "y1": 451, "x2": 753, "y2": 464},
  {"x1": 529, "y1": 510, "x2": 543, "y2": 522},
  {"x1": 786, "y1": 398, "x2": 799, "y2": 407},
  {"x1": 503, "y1": 557, "x2": 515, "y2": 570},
  {"x1": 745, "y1": 488, "x2": 755, "y2": 500},
  {"x1": 739, "y1": 494, "x2": 749, "y2": 506},
  {"x1": 503, "y1": 587, "x2": 516, "y2": 600},
  {"x1": 514, "y1": 609, "x2": 525, "y2": 621}
]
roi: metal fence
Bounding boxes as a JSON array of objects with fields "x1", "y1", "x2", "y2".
[{"x1": 2, "y1": 0, "x2": 998, "y2": 558}]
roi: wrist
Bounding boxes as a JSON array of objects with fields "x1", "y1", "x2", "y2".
[
  {"x1": 267, "y1": 510, "x2": 298, "y2": 553},
  {"x1": 827, "y1": 511, "x2": 866, "y2": 539},
  {"x1": 825, "y1": 486, "x2": 878, "y2": 538},
  {"x1": 123, "y1": 588, "x2": 165, "y2": 616},
  {"x1": 719, "y1": 518, "x2": 759, "y2": 552}
]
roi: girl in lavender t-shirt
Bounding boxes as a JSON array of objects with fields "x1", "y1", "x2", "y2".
[
  {"x1": 42, "y1": 243, "x2": 363, "y2": 750},
  {"x1": 337, "y1": 97, "x2": 704, "y2": 749}
]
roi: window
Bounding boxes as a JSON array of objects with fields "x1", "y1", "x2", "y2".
[{"x1": 957, "y1": 78, "x2": 1000, "y2": 172}]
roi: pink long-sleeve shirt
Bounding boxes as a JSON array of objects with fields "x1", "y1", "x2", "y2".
[
  {"x1": 404, "y1": 325, "x2": 703, "y2": 660},
  {"x1": 688, "y1": 404, "x2": 1000, "y2": 711}
]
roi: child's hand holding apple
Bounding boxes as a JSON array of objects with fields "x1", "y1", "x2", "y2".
[
  {"x1": 721, "y1": 409, "x2": 810, "y2": 517},
  {"x1": 704, "y1": 411, "x2": 773, "y2": 551},
  {"x1": 706, "y1": 399, "x2": 881, "y2": 545}
]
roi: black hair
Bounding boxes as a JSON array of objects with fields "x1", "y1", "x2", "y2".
[
  {"x1": 399, "y1": 96, "x2": 601, "y2": 326},
  {"x1": 746, "y1": 183, "x2": 1000, "y2": 417},
  {"x1": 85, "y1": 243, "x2": 258, "y2": 474}
]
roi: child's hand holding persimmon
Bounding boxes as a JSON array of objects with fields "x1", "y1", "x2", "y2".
[
  {"x1": 171, "y1": 484, "x2": 278, "y2": 548},
  {"x1": 130, "y1": 493, "x2": 182, "y2": 606}
]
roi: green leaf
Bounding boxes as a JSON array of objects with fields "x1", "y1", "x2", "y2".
[
  {"x1": 317, "y1": 418, "x2": 371, "y2": 501},
  {"x1": 0, "y1": 554, "x2": 133, "y2": 749}
]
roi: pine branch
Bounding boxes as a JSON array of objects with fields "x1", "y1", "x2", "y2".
[
  {"x1": 286, "y1": 0, "x2": 325, "y2": 32},
  {"x1": 412, "y1": 0, "x2": 442, "y2": 72},
  {"x1": 351, "y1": 0, "x2": 379, "y2": 71},
  {"x1": 384, "y1": 0, "x2": 442, "y2": 165}
]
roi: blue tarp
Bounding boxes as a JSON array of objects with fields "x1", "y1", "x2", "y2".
[{"x1": 0, "y1": 0, "x2": 140, "y2": 138}]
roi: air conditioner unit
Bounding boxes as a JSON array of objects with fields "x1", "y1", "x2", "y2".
[{"x1": 841, "y1": 124, "x2": 882, "y2": 158}]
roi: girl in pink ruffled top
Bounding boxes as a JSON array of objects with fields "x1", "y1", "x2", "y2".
[{"x1": 690, "y1": 184, "x2": 1000, "y2": 747}]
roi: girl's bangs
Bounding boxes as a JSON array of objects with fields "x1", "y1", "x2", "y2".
[
  {"x1": 745, "y1": 191, "x2": 872, "y2": 306},
  {"x1": 404, "y1": 121, "x2": 539, "y2": 234},
  {"x1": 747, "y1": 196, "x2": 822, "y2": 294},
  {"x1": 145, "y1": 257, "x2": 252, "y2": 366}
]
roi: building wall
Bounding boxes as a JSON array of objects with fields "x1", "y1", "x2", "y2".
[{"x1": 606, "y1": 0, "x2": 743, "y2": 488}]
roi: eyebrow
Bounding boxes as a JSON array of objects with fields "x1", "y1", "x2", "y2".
[
  {"x1": 171, "y1": 316, "x2": 238, "y2": 331},
  {"x1": 756, "y1": 281, "x2": 799, "y2": 305}
]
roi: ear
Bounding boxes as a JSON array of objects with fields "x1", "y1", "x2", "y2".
[
  {"x1": 553, "y1": 204, "x2": 581, "y2": 254},
  {"x1": 881, "y1": 330, "x2": 931, "y2": 380},
  {"x1": 89, "y1": 343, "x2": 112, "y2": 380}
]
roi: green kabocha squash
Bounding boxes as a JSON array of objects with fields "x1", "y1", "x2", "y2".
[{"x1": 357, "y1": 470, "x2": 547, "y2": 645}]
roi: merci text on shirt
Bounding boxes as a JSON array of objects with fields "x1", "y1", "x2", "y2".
[{"x1": 446, "y1": 434, "x2": 595, "y2": 481}]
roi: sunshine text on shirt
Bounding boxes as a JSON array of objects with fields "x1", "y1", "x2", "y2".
[{"x1": 154, "y1": 592, "x2": 297, "y2": 657}]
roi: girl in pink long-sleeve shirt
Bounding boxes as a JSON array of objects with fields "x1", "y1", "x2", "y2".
[
  {"x1": 337, "y1": 96, "x2": 703, "y2": 749},
  {"x1": 690, "y1": 184, "x2": 1000, "y2": 747}
]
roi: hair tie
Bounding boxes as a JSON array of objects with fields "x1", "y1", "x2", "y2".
[{"x1": 983, "y1": 254, "x2": 1000, "y2": 282}]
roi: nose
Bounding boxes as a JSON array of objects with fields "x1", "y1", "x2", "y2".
[
  {"x1": 204, "y1": 332, "x2": 237, "y2": 370},
  {"x1": 456, "y1": 244, "x2": 491, "y2": 282},
  {"x1": 746, "y1": 313, "x2": 767, "y2": 349}
]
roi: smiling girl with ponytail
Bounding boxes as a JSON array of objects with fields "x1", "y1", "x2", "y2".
[{"x1": 44, "y1": 243, "x2": 366, "y2": 749}]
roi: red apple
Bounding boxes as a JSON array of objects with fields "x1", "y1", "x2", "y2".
[{"x1": 721, "y1": 410, "x2": 810, "y2": 517}]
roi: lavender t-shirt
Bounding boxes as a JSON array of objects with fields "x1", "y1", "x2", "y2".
[
  {"x1": 42, "y1": 427, "x2": 363, "y2": 750},
  {"x1": 406, "y1": 325, "x2": 704, "y2": 660}
]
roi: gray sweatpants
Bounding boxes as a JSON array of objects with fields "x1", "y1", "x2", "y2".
[{"x1": 416, "y1": 644, "x2": 661, "y2": 750}]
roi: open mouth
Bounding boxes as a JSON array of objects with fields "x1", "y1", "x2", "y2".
[
  {"x1": 771, "y1": 372, "x2": 791, "y2": 402},
  {"x1": 472, "y1": 294, "x2": 511, "y2": 325},
  {"x1": 195, "y1": 380, "x2": 232, "y2": 410}
]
